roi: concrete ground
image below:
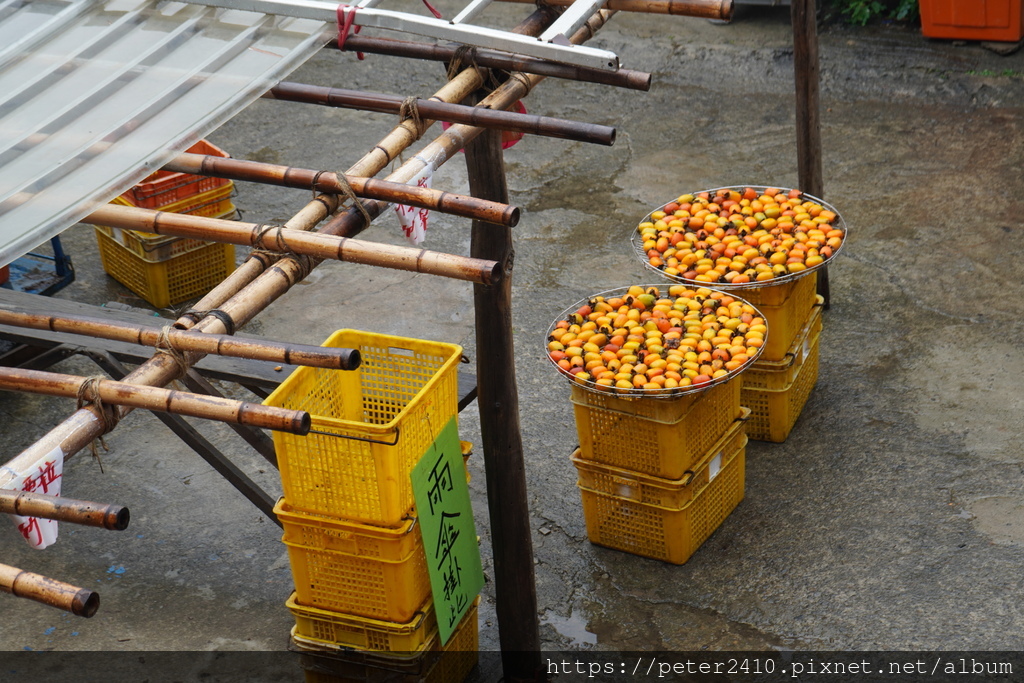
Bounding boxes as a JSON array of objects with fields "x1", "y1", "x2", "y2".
[{"x1": 2, "y1": 2, "x2": 1024, "y2": 678}]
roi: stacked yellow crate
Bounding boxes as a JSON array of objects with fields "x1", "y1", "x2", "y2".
[
  {"x1": 94, "y1": 139, "x2": 237, "y2": 308},
  {"x1": 261, "y1": 330, "x2": 478, "y2": 680},
  {"x1": 568, "y1": 377, "x2": 749, "y2": 565},
  {"x1": 736, "y1": 272, "x2": 824, "y2": 442}
]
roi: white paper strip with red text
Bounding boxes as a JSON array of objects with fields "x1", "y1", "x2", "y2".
[
  {"x1": 2, "y1": 447, "x2": 63, "y2": 549},
  {"x1": 394, "y1": 165, "x2": 434, "y2": 245}
]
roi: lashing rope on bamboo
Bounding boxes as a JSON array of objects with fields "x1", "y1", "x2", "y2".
[
  {"x1": 250, "y1": 224, "x2": 316, "y2": 281},
  {"x1": 446, "y1": 45, "x2": 479, "y2": 82},
  {"x1": 399, "y1": 96, "x2": 424, "y2": 139},
  {"x1": 330, "y1": 175, "x2": 374, "y2": 232},
  {"x1": 154, "y1": 326, "x2": 192, "y2": 379},
  {"x1": 75, "y1": 376, "x2": 116, "y2": 473}
]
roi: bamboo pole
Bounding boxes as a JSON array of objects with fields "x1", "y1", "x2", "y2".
[
  {"x1": 334, "y1": 35, "x2": 652, "y2": 91},
  {"x1": 265, "y1": 83, "x2": 616, "y2": 147},
  {"x1": 494, "y1": 0, "x2": 732, "y2": 16},
  {"x1": 163, "y1": 153, "x2": 520, "y2": 226},
  {"x1": 0, "y1": 368, "x2": 311, "y2": 435},
  {"x1": 0, "y1": 563, "x2": 99, "y2": 617},
  {"x1": 0, "y1": 490, "x2": 129, "y2": 531},
  {"x1": 84, "y1": 205, "x2": 502, "y2": 286},
  {"x1": 0, "y1": 307, "x2": 361, "y2": 370}
]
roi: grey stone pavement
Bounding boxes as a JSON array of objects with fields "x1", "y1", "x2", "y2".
[{"x1": 1, "y1": 2, "x2": 1024, "y2": 679}]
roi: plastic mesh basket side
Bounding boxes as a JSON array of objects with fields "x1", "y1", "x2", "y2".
[{"x1": 265, "y1": 331, "x2": 462, "y2": 525}]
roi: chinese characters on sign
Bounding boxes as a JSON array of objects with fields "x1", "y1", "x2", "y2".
[
  {"x1": 411, "y1": 418, "x2": 483, "y2": 645},
  {"x1": 4, "y1": 447, "x2": 64, "y2": 549}
]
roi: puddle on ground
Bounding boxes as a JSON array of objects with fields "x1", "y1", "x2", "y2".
[
  {"x1": 542, "y1": 609, "x2": 599, "y2": 647},
  {"x1": 968, "y1": 496, "x2": 1024, "y2": 546},
  {"x1": 541, "y1": 573, "x2": 803, "y2": 651}
]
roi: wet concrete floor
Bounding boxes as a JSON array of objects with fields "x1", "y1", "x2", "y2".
[{"x1": 2, "y1": 2, "x2": 1024, "y2": 677}]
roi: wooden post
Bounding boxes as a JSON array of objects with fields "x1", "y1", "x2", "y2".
[
  {"x1": 791, "y1": 0, "x2": 829, "y2": 306},
  {"x1": 465, "y1": 120, "x2": 542, "y2": 681}
]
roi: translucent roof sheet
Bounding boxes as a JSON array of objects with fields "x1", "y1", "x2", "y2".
[{"x1": 0, "y1": 0, "x2": 332, "y2": 266}]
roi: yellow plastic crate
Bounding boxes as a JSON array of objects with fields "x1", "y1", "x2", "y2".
[
  {"x1": 101, "y1": 183, "x2": 237, "y2": 262},
  {"x1": 742, "y1": 298, "x2": 823, "y2": 392},
  {"x1": 287, "y1": 593, "x2": 437, "y2": 653},
  {"x1": 734, "y1": 270, "x2": 817, "y2": 307},
  {"x1": 294, "y1": 599, "x2": 479, "y2": 683},
  {"x1": 574, "y1": 422, "x2": 747, "y2": 565},
  {"x1": 570, "y1": 376, "x2": 742, "y2": 480},
  {"x1": 572, "y1": 409, "x2": 748, "y2": 508},
  {"x1": 741, "y1": 323, "x2": 821, "y2": 443},
  {"x1": 739, "y1": 271, "x2": 818, "y2": 362},
  {"x1": 95, "y1": 228, "x2": 235, "y2": 308},
  {"x1": 263, "y1": 331, "x2": 462, "y2": 526},
  {"x1": 275, "y1": 500, "x2": 432, "y2": 623}
]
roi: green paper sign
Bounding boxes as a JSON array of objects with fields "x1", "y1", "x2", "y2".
[{"x1": 411, "y1": 417, "x2": 484, "y2": 645}]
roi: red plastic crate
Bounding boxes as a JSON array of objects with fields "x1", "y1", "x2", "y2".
[
  {"x1": 121, "y1": 140, "x2": 232, "y2": 208},
  {"x1": 920, "y1": 0, "x2": 1023, "y2": 42}
]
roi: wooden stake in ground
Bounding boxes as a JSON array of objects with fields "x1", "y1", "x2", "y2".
[
  {"x1": 0, "y1": 490, "x2": 129, "y2": 530},
  {"x1": 466, "y1": 117, "x2": 542, "y2": 682},
  {"x1": 791, "y1": 0, "x2": 829, "y2": 306},
  {"x1": 0, "y1": 563, "x2": 99, "y2": 617}
]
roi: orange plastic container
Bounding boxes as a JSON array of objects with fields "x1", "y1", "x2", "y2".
[
  {"x1": 121, "y1": 140, "x2": 232, "y2": 208},
  {"x1": 920, "y1": 0, "x2": 1023, "y2": 42}
]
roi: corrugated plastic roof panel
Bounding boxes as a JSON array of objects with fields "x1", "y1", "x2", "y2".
[{"x1": 0, "y1": 0, "x2": 332, "y2": 266}]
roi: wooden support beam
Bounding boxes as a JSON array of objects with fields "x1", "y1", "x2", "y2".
[
  {"x1": 791, "y1": 0, "x2": 829, "y2": 307},
  {"x1": 495, "y1": 0, "x2": 732, "y2": 17},
  {"x1": 0, "y1": 306, "x2": 360, "y2": 371},
  {"x1": 466, "y1": 119, "x2": 542, "y2": 681},
  {"x1": 180, "y1": 369, "x2": 279, "y2": 468}
]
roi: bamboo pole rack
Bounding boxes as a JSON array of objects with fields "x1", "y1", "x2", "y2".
[{"x1": 1, "y1": 0, "x2": 824, "y2": 677}]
